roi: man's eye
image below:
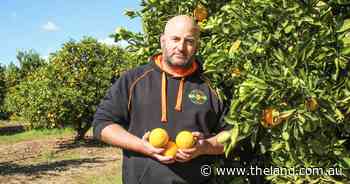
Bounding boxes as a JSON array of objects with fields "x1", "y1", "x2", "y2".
[{"x1": 186, "y1": 39, "x2": 195, "y2": 44}]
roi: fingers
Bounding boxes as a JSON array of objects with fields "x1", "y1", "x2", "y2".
[
  {"x1": 192, "y1": 131, "x2": 204, "y2": 140},
  {"x1": 142, "y1": 131, "x2": 164, "y2": 155},
  {"x1": 154, "y1": 154, "x2": 175, "y2": 164},
  {"x1": 142, "y1": 131, "x2": 150, "y2": 141},
  {"x1": 162, "y1": 159, "x2": 176, "y2": 164},
  {"x1": 175, "y1": 149, "x2": 192, "y2": 162},
  {"x1": 143, "y1": 131, "x2": 204, "y2": 164},
  {"x1": 178, "y1": 149, "x2": 191, "y2": 158},
  {"x1": 180, "y1": 147, "x2": 196, "y2": 154}
]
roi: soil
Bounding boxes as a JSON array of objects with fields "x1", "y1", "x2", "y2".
[{"x1": 0, "y1": 134, "x2": 122, "y2": 184}]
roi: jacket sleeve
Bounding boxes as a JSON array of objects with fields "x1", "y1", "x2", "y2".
[
  {"x1": 214, "y1": 102, "x2": 232, "y2": 133},
  {"x1": 92, "y1": 74, "x2": 130, "y2": 140},
  {"x1": 207, "y1": 87, "x2": 232, "y2": 134}
]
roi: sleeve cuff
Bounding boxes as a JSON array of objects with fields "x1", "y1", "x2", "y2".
[{"x1": 93, "y1": 120, "x2": 115, "y2": 140}]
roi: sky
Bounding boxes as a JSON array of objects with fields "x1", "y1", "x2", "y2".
[{"x1": 0, "y1": 0, "x2": 142, "y2": 66}]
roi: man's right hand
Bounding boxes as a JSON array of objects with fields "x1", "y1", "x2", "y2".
[{"x1": 142, "y1": 131, "x2": 175, "y2": 164}]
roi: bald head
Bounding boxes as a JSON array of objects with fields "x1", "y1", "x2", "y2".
[
  {"x1": 160, "y1": 15, "x2": 200, "y2": 68},
  {"x1": 164, "y1": 15, "x2": 200, "y2": 38}
]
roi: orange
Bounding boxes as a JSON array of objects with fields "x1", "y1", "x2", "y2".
[
  {"x1": 149, "y1": 128, "x2": 169, "y2": 148},
  {"x1": 194, "y1": 4, "x2": 208, "y2": 22},
  {"x1": 163, "y1": 141, "x2": 178, "y2": 158},
  {"x1": 176, "y1": 131, "x2": 195, "y2": 149},
  {"x1": 261, "y1": 107, "x2": 281, "y2": 127},
  {"x1": 305, "y1": 97, "x2": 319, "y2": 111}
]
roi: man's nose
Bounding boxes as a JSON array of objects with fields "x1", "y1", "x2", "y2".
[{"x1": 176, "y1": 39, "x2": 185, "y2": 51}]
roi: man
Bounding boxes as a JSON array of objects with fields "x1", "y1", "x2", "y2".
[{"x1": 93, "y1": 15, "x2": 228, "y2": 184}]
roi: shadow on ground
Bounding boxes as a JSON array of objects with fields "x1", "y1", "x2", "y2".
[
  {"x1": 53, "y1": 137, "x2": 111, "y2": 154},
  {"x1": 0, "y1": 157, "x2": 118, "y2": 176},
  {"x1": 0, "y1": 125, "x2": 26, "y2": 135}
]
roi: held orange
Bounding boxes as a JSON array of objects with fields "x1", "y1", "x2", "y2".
[
  {"x1": 176, "y1": 131, "x2": 195, "y2": 149},
  {"x1": 163, "y1": 141, "x2": 178, "y2": 158},
  {"x1": 149, "y1": 128, "x2": 169, "y2": 148}
]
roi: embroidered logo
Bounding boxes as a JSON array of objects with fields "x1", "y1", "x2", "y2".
[{"x1": 188, "y1": 89, "x2": 207, "y2": 105}]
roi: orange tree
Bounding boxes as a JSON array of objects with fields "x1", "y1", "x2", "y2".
[
  {"x1": 114, "y1": 0, "x2": 350, "y2": 183},
  {"x1": 2, "y1": 63, "x2": 21, "y2": 92},
  {"x1": 2, "y1": 50, "x2": 46, "y2": 93},
  {"x1": 0, "y1": 64, "x2": 6, "y2": 118},
  {"x1": 49, "y1": 37, "x2": 134, "y2": 139},
  {"x1": 16, "y1": 50, "x2": 47, "y2": 79},
  {"x1": 2, "y1": 50, "x2": 46, "y2": 120},
  {"x1": 4, "y1": 37, "x2": 133, "y2": 139}
]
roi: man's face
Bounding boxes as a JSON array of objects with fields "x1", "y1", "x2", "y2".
[{"x1": 161, "y1": 20, "x2": 199, "y2": 68}]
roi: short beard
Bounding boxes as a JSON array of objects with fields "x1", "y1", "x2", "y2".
[{"x1": 163, "y1": 52, "x2": 193, "y2": 69}]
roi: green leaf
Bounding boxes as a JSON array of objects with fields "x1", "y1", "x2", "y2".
[
  {"x1": 270, "y1": 142, "x2": 284, "y2": 151},
  {"x1": 341, "y1": 157, "x2": 350, "y2": 168},
  {"x1": 284, "y1": 24, "x2": 295, "y2": 34},
  {"x1": 225, "y1": 125, "x2": 239, "y2": 157},
  {"x1": 282, "y1": 132, "x2": 290, "y2": 141},
  {"x1": 337, "y1": 19, "x2": 350, "y2": 33},
  {"x1": 229, "y1": 40, "x2": 241, "y2": 54},
  {"x1": 341, "y1": 47, "x2": 350, "y2": 55}
]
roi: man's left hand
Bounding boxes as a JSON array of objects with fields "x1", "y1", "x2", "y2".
[{"x1": 175, "y1": 132, "x2": 207, "y2": 163}]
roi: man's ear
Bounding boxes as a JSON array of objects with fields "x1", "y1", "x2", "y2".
[
  {"x1": 160, "y1": 34, "x2": 165, "y2": 48},
  {"x1": 195, "y1": 40, "x2": 200, "y2": 52}
]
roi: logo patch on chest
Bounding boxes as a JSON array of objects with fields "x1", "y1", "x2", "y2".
[{"x1": 188, "y1": 89, "x2": 208, "y2": 105}]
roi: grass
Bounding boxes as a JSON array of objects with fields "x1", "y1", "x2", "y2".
[
  {"x1": 32, "y1": 149, "x2": 82, "y2": 163},
  {"x1": 80, "y1": 168, "x2": 122, "y2": 184},
  {"x1": 0, "y1": 127, "x2": 75, "y2": 144},
  {"x1": 0, "y1": 120, "x2": 28, "y2": 127}
]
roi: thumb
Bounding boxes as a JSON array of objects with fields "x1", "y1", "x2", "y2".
[
  {"x1": 142, "y1": 131, "x2": 150, "y2": 141},
  {"x1": 192, "y1": 132, "x2": 204, "y2": 140}
]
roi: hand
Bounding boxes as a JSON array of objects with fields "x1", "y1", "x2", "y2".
[
  {"x1": 142, "y1": 131, "x2": 175, "y2": 164},
  {"x1": 175, "y1": 132, "x2": 207, "y2": 163}
]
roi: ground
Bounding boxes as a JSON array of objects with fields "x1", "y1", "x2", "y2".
[{"x1": 0, "y1": 121, "x2": 122, "y2": 184}]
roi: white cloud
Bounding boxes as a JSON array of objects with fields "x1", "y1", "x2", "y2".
[
  {"x1": 41, "y1": 21, "x2": 60, "y2": 32},
  {"x1": 98, "y1": 37, "x2": 118, "y2": 46},
  {"x1": 42, "y1": 55, "x2": 49, "y2": 61},
  {"x1": 118, "y1": 40, "x2": 129, "y2": 47}
]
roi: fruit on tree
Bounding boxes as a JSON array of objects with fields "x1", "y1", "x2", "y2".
[
  {"x1": 305, "y1": 97, "x2": 319, "y2": 112},
  {"x1": 261, "y1": 107, "x2": 281, "y2": 127},
  {"x1": 193, "y1": 4, "x2": 208, "y2": 22}
]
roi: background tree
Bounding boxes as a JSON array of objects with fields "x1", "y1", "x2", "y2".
[
  {"x1": 2, "y1": 50, "x2": 46, "y2": 120},
  {"x1": 113, "y1": 0, "x2": 350, "y2": 183},
  {"x1": 49, "y1": 37, "x2": 132, "y2": 139},
  {"x1": 3, "y1": 63, "x2": 21, "y2": 91},
  {"x1": 16, "y1": 49, "x2": 46, "y2": 78},
  {"x1": 0, "y1": 64, "x2": 6, "y2": 119},
  {"x1": 4, "y1": 37, "x2": 133, "y2": 140}
]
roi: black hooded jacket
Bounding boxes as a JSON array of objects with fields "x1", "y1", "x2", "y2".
[{"x1": 93, "y1": 55, "x2": 227, "y2": 184}]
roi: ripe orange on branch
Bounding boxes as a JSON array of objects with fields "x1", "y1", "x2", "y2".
[
  {"x1": 305, "y1": 97, "x2": 319, "y2": 111},
  {"x1": 261, "y1": 107, "x2": 281, "y2": 128},
  {"x1": 193, "y1": 4, "x2": 208, "y2": 22}
]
